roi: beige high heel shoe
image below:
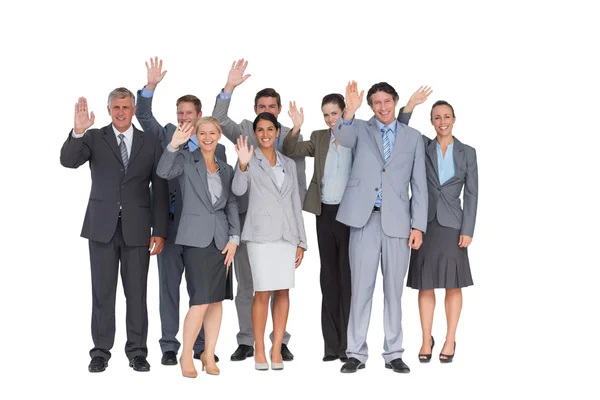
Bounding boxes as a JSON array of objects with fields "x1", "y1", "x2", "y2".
[
  {"x1": 269, "y1": 348, "x2": 284, "y2": 370},
  {"x1": 200, "y1": 352, "x2": 220, "y2": 375},
  {"x1": 179, "y1": 356, "x2": 198, "y2": 378}
]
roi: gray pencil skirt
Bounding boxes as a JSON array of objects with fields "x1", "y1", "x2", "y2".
[
  {"x1": 182, "y1": 241, "x2": 233, "y2": 306},
  {"x1": 246, "y1": 239, "x2": 296, "y2": 291},
  {"x1": 407, "y1": 219, "x2": 474, "y2": 290}
]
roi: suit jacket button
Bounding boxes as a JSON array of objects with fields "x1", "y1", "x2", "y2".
[
  {"x1": 374, "y1": 188, "x2": 378, "y2": 191},
  {"x1": 120, "y1": 168, "x2": 124, "y2": 172},
  {"x1": 437, "y1": 187, "x2": 441, "y2": 191},
  {"x1": 382, "y1": 168, "x2": 386, "y2": 172},
  {"x1": 117, "y1": 201, "x2": 120, "y2": 205},
  {"x1": 210, "y1": 210, "x2": 214, "y2": 214}
]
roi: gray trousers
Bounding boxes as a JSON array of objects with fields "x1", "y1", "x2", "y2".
[
  {"x1": 345, "y1": 212, "x2": 410, "y2": 364},
  {"x1": 234, "y1": 212, "x2": 291, "y2": 346},
  {"x1": 157, "y1": 241, "x2": 205, "y2": 354}
]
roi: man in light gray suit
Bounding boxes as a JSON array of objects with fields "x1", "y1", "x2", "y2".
[
  {"x1": 334, "y1": 81, "x2": 428, "y2": 373},
  {"x1": 212, "y1": 58, "x2": 306, "y2": 362}
]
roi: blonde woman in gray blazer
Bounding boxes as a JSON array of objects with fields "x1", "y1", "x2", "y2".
[
  {"x1": 406, "y1": 101, "x2": 478, "y2": 364},
  {"x1": 157, "y1": 117, "x2": 240, "y2": 378},
  {"x1": 232, "y1": 112, "x2": 307, "y2": 371}
]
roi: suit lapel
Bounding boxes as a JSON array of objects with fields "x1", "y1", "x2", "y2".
[
  {"x1": 102, "y1": 125, "x2": 123, "y2": 165},
  {"x1": 386, "y1": 122, "x2": 407, "y2": 165},
  {"x1": 255, "y1": 148, "x2": 280, "y2": 189},
  {"x1": 319, "y1": 129, "x2": 332, "y2": 178},
  {"x1": 427, "y1": 137, "x2": 440, "y2": 181},
  {"x1": 192, "y1": 150, "x2": 213, "y2": 210},
  {"x1": 367, "y1": 117, "x2": 385, "y2": 164},
  {"x1": 128, "y1": 127, "x2": 144, "y2": 167},
  {"x1": 214, "y1": 164, "x2": 230, "y2": 209},
  {"x1": 442, "y1": 137, "x2": 465, "y2": 186}
]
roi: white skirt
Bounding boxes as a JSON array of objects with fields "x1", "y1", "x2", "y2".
[{"x1": 246, "y1": 239, "x2": 296, "y2": 291}]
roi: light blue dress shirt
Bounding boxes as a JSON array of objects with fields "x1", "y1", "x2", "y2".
[
  {"x1": 321, "y1": 132, "x2": 352, "y2": 204},
  {"x1": 436, "y1": 141, "x2": 455, "y2": 185}
]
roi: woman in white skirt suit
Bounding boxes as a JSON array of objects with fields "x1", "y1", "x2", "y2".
[{"x1": 232, "y1": 112, "x2": 307, "y2": 371}]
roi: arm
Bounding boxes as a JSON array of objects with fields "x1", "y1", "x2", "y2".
[
  {"x1": 150, "y1": 137, "x2": 170, "y2": 241},
  {"x1": 334, "y1": 81, "x2": 364, "y2": 149},
  {"x1": 60, "y1": 97, "x2": 95, "y2": 168},
  {"x1": 222, "y1": 169, "x2": 241, "y2": 270},
  {"x1": 460, "y1": 148, "x2": 478, "y2": 238},
  {"x1": 397, "y1": 86, "x2": 433, "y2": 126},
  {"x1": 282, "y1": 129, "x2": 316, "y2": 158},
  {"x1": 410, "y1": 131, "x2": 429, "y2": 234},
  {"x1": 290, "y1": 160, "x2": 307, "y2": 251},
  {"x1": 231, "y1": 136, "x2": 254, "y2": 196},
  {"x1": 212, "y1": 59, "x2": 251, "y2": 144},
  {"x1": 135, "y1": 57, "x2": 170, "y2": 145}
]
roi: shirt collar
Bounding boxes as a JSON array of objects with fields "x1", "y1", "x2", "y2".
[
  {"x1": 112, "y1": 124, "x2": 134, "y2": 140},
  {"x1": 375, "y1": 119, "x2": 397, "y2": 135}
]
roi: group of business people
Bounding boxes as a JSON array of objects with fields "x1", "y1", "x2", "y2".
[{"x1": 60, "y1": 57, "x2": 478, "y2": 377}]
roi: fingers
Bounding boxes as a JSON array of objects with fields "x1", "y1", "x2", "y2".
[
  {"x1": 90, "y1": 111, "x2": 95, "y2": 124},
  {"x1": 148, "y1": 237, "x2": 156, "y2": 253}
]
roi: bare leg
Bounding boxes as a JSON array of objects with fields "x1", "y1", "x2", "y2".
[
  {"x1": 180, "y1": 304, "x2": 208, "y2": 377},
  {"x1": 271, "y1": 289, "x2": 289, "y2": 363},
  {"x1": 252, "y1": 291, "x2": 270, "y2": 364},
  {"x1": 441, "y1": 288, "x2": 462, "y2": 358},
  {"x1": 201, "y1": 302, "x2": 222, "y2": 373},
  {"x1": 418, "y1": 289, "x2": 436, "y2": 358}
]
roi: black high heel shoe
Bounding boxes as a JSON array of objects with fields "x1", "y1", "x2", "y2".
[
  {"x1": 439, "y1": 341, "x2": 456, "y2": 363},
  {"x1": 418, "y1": 336, "x2": 435, "y2": 363}
]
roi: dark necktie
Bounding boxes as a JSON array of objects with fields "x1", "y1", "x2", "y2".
[{"x1": 118, "y1": 134, "x2": 129, "y2": 172}]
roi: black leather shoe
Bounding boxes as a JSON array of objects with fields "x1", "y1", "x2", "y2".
[
  {"x1": 129, "y1": 356, "x2": 150, "y2": 372},
  {"x1": 323, "y1": 355, "x2": 339, "y2": 362},
  {"x1": 281, "y1": 344, "x2": 294, "y2": 361},
  {"x1": 88, "y1": 356, "x2": 108, "y2": 373},
  {"x1": 161, "y1": 351, "x2": 177, "y2": 366},
  {"x1": 340, "y1": 356, "x2": 349, "y2": 363},
  {"x1": 194, "y1": 351, "x2": 220, "y2": 363},
  {"x1": 385, "y1": 358, "x2": 410, "y2": 373},
  {"x1": 230, "y1": 345, "x2": 254, "y2": 361},
  {"x1": 340, "y1": 357, "x2": 365, "y2": 373}
]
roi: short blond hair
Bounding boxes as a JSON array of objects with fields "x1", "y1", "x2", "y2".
[{"x1": 195, "y1": 116, "x2": 222, "y2": 134}]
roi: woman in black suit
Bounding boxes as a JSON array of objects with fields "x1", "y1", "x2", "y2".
[{"x1": 406, "y1": 101, "x2": 478, "y2": 364}]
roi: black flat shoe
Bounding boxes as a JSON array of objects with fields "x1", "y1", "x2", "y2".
[
  {"x1": 88, "y1": 356, "x2": 108, "y2": 373},
  {"x1": 340, "y1": 357, "x2": 365, "y2": 373},
  {"x1": 230, "y1": 345, "x2": 254, "y2": 361},
  {"x1": 161, "y1": 351, "x2": 177, "y2": 366},
  {"x1": 281, "y1": 344, "x2": 294, "y2": 361},
  {"x1": 194, "y1": 351, "x2": 219, "y2": 363},
  {"x1": 439, "y1": 341, "x2": 456, "y2": 363},
  {"x1": 418, "y1": 336, "x2": 435, "y2": 363},
  {"x1": 322, "y1": 355, "x2": 339, "y2": 362},
  {"x1": 385, "y1": 358, "x2": 410, "y2": 373},
  {"x1": 129, "y1": 356, "x2": 150, "y2": 372}
]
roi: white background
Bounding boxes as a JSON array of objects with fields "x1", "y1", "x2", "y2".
[{"x1": 1, "y1": 0, "x2": 598, "y2": 398}]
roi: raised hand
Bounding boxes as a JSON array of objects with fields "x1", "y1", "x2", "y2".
[
  {"x1": 287, "y1": 101, "x2": 304, "y2": 136},
  {"x1": 235, "y1": 135, "x2": 254, "y2": 171},
  {"x1": 224, "y1": 58, "x2": 251, "y2": 93},
  {"x1": 145, "y1": 56, "x2": 167, "y2": 91},
  {"x1": 404, "y1": 86, "x2": 433, "y2": 113},
  {"x1": 170, "y1": 122, "x2": 195, "y2": 149},
  {"x1": 74, "y1": 97, "x2": 95, "y2": 134},
  {"x1": 344, "y1": 81, "x2": 364, "y2": 119}
]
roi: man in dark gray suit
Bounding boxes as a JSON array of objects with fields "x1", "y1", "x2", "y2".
[
  {"x1": 212, "y1": 59, "x2": 306, "y2": 362},
  {"x1": 135, "y1": 58, "x2": 228, "y2": 366},
  {"x1": 60, "y1": 88, "x2": 169, "y2": 373}
]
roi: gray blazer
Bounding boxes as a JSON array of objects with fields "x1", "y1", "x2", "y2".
[
  {"x1": 156, "y1": 147, "x2": 240, "y2": 250},
  {"x1": 334, "y1": 117, "x2": 428, "y2": 238},
  {"x1": 231, "y1": 148, "x2": 307, "y2": 250},
  {"x1": 423, "y1": 136, "x2": 478, "y2": 237},
  {"x1": 136, "y1": 89, "x2": 227, "y2": 243},
  {"x1": 212, "y1": 94, "x2": 307, "y2": 213}
]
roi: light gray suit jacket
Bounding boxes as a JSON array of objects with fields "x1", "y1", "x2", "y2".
[
  {"x1": 156, "y1": 147, "x2": 240, "y2": 250},
  {"x1": 423, "y1": 136, "x2": 478, "y2": 237},
  {"x1": 231, "y1": 148, "x2": 307, "y2": 250},
  {"x1": 334, "y1": 117, "x2": 428, "y2": 238},
  {"x1": 212, "y1": 94, "x2": 307, "y2": 213}
]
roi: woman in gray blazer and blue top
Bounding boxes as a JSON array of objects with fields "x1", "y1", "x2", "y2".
[
  {"x1": 283, "y1": 88, "x2": 432, "y2": 363},
  {"x1": 406, "y1": 100, "x2": 478, "y2": 364},
  {"x1": 232, "y1": 112, "x2": 307, "y2": 371},
  {"x1": 157, "y1": 117, "x2": 240, "y2": 378}
]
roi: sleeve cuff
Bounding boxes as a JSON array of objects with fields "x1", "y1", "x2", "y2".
[
  {"x1": 228, "y1": 235, "x2": 240, "y2": 245},
  {"x1": 140, "y1": 87, "x2": 154, "y2": 98},
  {"x1": 341, "y1": 117, "x2": 354, "y2": 126},
  {"x1": 166, "y1": 143, "x2": 179, "y2": 152},
  {"x1": 218, "y1": 90, "x2": 232, "y2": 100},
  {"x1": 71, "y1": 129, "x2": 85, "y2": 138}
]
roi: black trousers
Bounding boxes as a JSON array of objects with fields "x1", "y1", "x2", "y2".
[
  {"x1": 316, "y1": 203, "x2": 352, "y2": 358},
  {"x1": 88, "y1": 218, "x2": 150, "y2": 360}
]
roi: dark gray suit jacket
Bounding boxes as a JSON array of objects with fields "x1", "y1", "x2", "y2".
[
  {"x1": 156, "y1": 147, "x2": 240, "y2": 250},
  {"x1": 136, "y1": 90, "x2": 227, "y2": 243},
  {"x1": 60, "y1": 124, "x2": 169, "y2": 246}
]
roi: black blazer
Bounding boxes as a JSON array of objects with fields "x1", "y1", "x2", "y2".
[{"x1": 60, "y1": 124, "x2": 169, "y2": 246}]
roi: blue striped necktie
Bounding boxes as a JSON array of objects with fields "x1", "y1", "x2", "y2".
[
  {"x1": 381, "y1": 127, "x2": 391, "y2": 162},
  {"x1": 118, "y1": 134, "x2": 129, "y2": 172}
]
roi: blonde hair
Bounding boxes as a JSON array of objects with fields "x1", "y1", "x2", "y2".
[{"x1": 195, "y1": 116, "x2": 222, "y2": 134}]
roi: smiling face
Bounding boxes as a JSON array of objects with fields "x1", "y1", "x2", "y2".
[
  {"x1": 254, "y1": 118, "x2": 280, "y2": 150},
  {"x1": 196, "y1": 122, "x2": 221, "y2": 152},
  {"x1": 177, "y1": 101, "x2": 202, "y2": 127},
  {"x1": 369, "y1": 91, "x2": 397, "y2": 125},
  {"x1": 107, "y1": 97, "x2": 136, "y2": 132},
  {"x1": 431, "y1": 104, "x2": 456, "y2": 137},
  {"x1": 254, "y1": 96, "x2": 281, "y2": 118},
  {"x1": 322, "y1": 102, "x2": 343, "y2": 130}
]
